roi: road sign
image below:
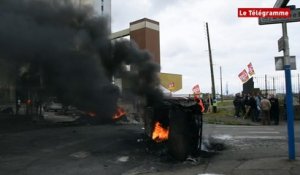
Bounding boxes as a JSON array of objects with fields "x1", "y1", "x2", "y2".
[
  {"x1": 278, "y1": 36, "x2": 285, "y2": 52},
  {"x1": 275, "y1": 56, "x2": 296, "y2": 70},
  {"x1": 274, "y1": 0, "x2": 289, "y2": 8},
  {"x1": 259, "y1": 8, "x2": 300, "y2": 25},
  {"x1": 159, "y1": 73, "x2": 182, "y2": 92}
]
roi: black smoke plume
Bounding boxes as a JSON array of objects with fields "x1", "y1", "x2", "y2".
[{"x1": 0, "y1": 0, "x2": 163, "y2": 121}]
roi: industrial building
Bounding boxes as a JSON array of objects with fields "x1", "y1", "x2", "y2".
[{"x1": 111, "y1": 18, "x2": 182, "y2": 93}]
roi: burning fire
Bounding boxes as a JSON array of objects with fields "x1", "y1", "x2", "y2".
[
  {"x1": 86, "y1": 107, "x2": 126, "y2": 120},
  {"x1": 112, "y1": 107, "x2": 126, "y2": 120},
  {"x1": 152, "y1": 122, "x2": 169, "y2": 142}
]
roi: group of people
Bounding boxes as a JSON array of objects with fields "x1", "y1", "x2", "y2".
[{"x1": 233, "y1": 93, "x2": 280, "y2": 125}]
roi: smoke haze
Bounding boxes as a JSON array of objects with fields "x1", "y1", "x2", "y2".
[{"x1": 0, "y1": 0, "x2": 162, "y2": 121}]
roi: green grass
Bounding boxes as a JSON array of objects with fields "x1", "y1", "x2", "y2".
[
  {"x1": 217, "y1": 100, "x2": 233, "y2": 107},
  {"x1": 203, "y1": 101, "x2": 256, "y2": 125},
  {"x1": 203, "y1": 113, "x2": 252, "y2": 125}
]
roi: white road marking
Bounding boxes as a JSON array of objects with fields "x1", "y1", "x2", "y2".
[
  {"x1": 117, "y1": 156, "x2": 129, "y2": 162},
  {"x1": 233, "y1": 136, "x2": 286, "y2": 139},
  {"x1": 212, "y1": 134, "x2": 286, "y2": 140},
  {"x1": 246, "y1": 131, "x2": 280, "y2": 134},
  {"x1": 70, "y1": 151, "x2": 90, "y2": 159}
]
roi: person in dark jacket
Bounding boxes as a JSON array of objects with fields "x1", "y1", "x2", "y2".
[
  {"x1": 240, "y1": 93, "x2": 246, "y2": 116},
  {"x1": 233, "y1": 93, "x2": 242, "y2": 118},
  {"x1": 248, "y1": 93, "x2": 257, "y2": 122},
  {"x1": 243, "y1": 93, "x2": 251, "y2": 119},
  {"x1": 269, "y1": 94, "x2": 280, "y2": 125}
]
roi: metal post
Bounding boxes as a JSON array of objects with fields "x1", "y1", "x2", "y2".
[
  {"x1": 273, "y1": 77, "x2": 275, "y2": 94},
  {"x1": 265, "y1": 74, "x2": 268, "y2": 95},
  {"x1": 298, "y1": 74, "x2": 300, "y2": 103},
  {"x1": 282, "y1": 22, "x2": 295, "y2": 160},
  {"x1": 297, "y1": 73, "x2": 300, "y2": 93},
  {"x1": 206, "y1": 22, "x2": 217, "y2": 113},
  {"x1": 220, "y1": 66, "x2": 223, "y2": 102},
  {"x1": 226, "y1": 82, "x2": 229, "y2": 96}
]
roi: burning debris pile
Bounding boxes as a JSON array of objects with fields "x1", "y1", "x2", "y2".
[
  {"x1": 0, "y1": 0, "x2": 162, "y2": 122},
  {"x1": 145, "y1": 97, "x2": 204, "y2": 161},
  {"x1": 143, "y1": 97, "x2": 228, "y2": 161}
]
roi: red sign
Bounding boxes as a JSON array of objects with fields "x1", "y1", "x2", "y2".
[
  {"x1": 192, "y1": 84, "x2": 204, "y2": 112},
  {"x1": 192, "y1": 84, "x2": 200, "y2": 94},
  {"x1": 238, "y1": 69, "x2": 249, "y2": 83},
  {"x1": 168, "y1": 82, "x2": 175, "y2": 90},
  {"x1": 247, "y1": 62, "x2": 255, "y2": 76},
  {"x1": 238, "y1": 8, "x2": 290, "y2": 18}
]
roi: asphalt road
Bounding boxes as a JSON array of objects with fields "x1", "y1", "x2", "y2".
[
  {"x1": 0, "y1": 115, "x2": 300, "y2": 175},
  {"x1": 204, "y1": 122, "x2": 300, "y2": 159},
  {"x1": 0, "y1": 122, "x2": 156, "y2": 175},
  {"x1": 0, "y1": 115, "x2": 199, "y2": 175}
]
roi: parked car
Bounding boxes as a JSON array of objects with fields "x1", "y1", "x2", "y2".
[
  {"x1": 0, "y1": 106, "x2": 14, "y2": 115},
  {"x1": 44, "y1": 98, "x2": 63, "y2": 112}
]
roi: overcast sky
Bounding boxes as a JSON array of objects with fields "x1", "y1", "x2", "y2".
[{"x1": 110, "y1": 0, "x2": 300, "y2": 95}]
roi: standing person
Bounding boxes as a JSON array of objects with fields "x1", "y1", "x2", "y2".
[
  {"x1": 16, "y1": 97, "x2": 21, "y2": 115},
  {"x1": 243, "y1": 94, "x2": 251, "y2": 119},
  {"x1": 269, "y1": 94, "x2": 280, "y2": 125},
  {"x1": 248, "y1": 93, "x2": 257, "y2": 122},
  {"x1": 260, "y1": 96, "x2": 272, "y2": 125},
  {"x1": 255, "y1": 93, "x2": 262, "y2": 122},
  {"x1": 241, "y1": 93, "x2": 246, "y2": 117},
  {"x1": 206, "y1": 95, "x2": 212, "y2": 113},
  {"x1": 233, "y1": 93, "x2": 242, "y2": 118},
  {"x1": 204, "y1": 96, "x2": 209, "y2": 113}
]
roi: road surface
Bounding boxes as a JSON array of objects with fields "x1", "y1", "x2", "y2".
[{"x1": 0, "y1": 116, "x2": 299, "y2": 175}]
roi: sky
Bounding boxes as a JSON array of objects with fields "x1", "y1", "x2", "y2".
[{"x1": 110, "y1": 0, "x2": 300, "y2": 95}]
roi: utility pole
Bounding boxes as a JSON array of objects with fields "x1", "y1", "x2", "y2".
[
  {"x1": 273, "y1": 77, "x2": 275, "y2": 93},
  {"x1": 226, "y1": 82, "x2": 229, "y2": 96},
  {"x1": 297, "y1": 73, "x2": 300, "y2": 93},
  {"x1": 206, "y1": 22, "x2": 217, "y2": 112},
  {"x1": 220, "y1": 66, "x2": 223, "y2": 102},
  {"x1": 265, "y1": 74, "x2": 268, "y2": 95}
]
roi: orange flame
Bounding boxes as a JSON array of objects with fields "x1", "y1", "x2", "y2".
[
  {"x1": 152, "y1": 122, "x2": 169, "y2": 142},
  {"x1": 113, "y1": 107, "x2": 126, "y2": 120}
]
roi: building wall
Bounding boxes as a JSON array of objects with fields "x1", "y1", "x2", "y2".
[{"x1": 130, "y1": 18, "x2": 160, "y2": 65}]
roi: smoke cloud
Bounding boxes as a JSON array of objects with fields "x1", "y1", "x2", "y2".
[{"x1": 0, "y1": 0, "x2": 162, "y2": 121}]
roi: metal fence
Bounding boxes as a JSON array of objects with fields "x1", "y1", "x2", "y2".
[{"x1": 253, "y1": 73, "x2": 300, "y2": 94}]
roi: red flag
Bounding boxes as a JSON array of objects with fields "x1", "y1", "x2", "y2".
[
  {"x1": 247, "y1": 62, "x2": 255, "y2": 76},
  {"x1": 192, "y1": 84, "x2": 204, "y2": 112},
  {"x1": 238, "y1": 69, "x2": 249, "y2": 83},
  {"x1": 192, "y1": 84, "x2": 200, "y2": 95}
]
